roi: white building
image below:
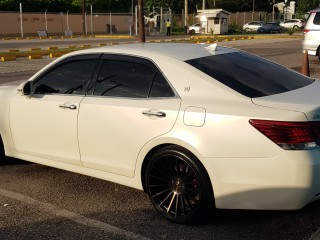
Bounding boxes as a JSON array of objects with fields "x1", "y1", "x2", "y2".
[{"x1": 197, "y1": 9, "x2": 231, "y2": 34}]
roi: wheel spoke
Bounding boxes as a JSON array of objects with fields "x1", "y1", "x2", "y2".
[
  {"x1": 151, "y1": 187, "x2": 171, "y2": 198},
  {"x1": 157, "y1": 159, "x2": 174, "y2": 177},
  {"x1": 149, "y1": 183, "x2": 170, "y2": 188},
  {"x1": 182, "y1": 192, "x2": 194, "y2": 210},
  {"x1": 167, "y1": 192, "x2": 177, "y2": 213},
  {"x1": 149, "y1": 174, "x2": 168, "y2": 183},
  {"x1": 151, "y1": 165, "x2": 172, "y2": 179},
  {"x1": 180, "y1": 194, "x2": 186, "y2": 216},
  {"x1": 175, "y1": 193, "x2": 179, "y2": 217},
  {"x1": 159, "y1": 191, "x2": 174, "y2": 208},
  {"x1": 185, "y1": 191, "x2": 199, "y2": 204},
  {"x1": 180, "y1": 162, "x2": 188, "y2": 177},
  {"x1": 182, "y1": 169, "x2": 194, "y2": 181}
]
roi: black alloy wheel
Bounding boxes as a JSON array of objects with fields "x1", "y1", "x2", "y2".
[{"x1": 145, "y1": 146, "x2": 213, "y2": 223}]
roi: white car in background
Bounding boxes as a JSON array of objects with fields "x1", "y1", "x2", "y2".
[
  {"x1": 242, "y1": 21, "x2": 264, "y2": 32},
  {"x1": 303, "y1": 9, "x2": 320, "y2": 61},
  {"x1": 1, "y1": 43, "x2": 320, "y2": 223},
  {"x1": 188, "y1": 23, "x2": 201, "y2": 34},
  {"x1": 280, "y1": 19, "x2": 305, "y2": 29}
]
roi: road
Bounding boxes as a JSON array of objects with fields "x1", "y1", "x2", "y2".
[{"x1": 1, "y1": 37, "x2": 320, "y2": 240}]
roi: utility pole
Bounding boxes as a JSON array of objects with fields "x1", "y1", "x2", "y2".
[
  {"x1": 138, "y1": 0, "x2": 145, "y2": 42},
  {"x1": 82, "y1": 0, "x2": 86, "y2": 35},
  {"x1": 272, "y1": 0, "x2": 275, "y2": 22},
  {"x1": 184, "y1": 0, "x2": 188, "y2": 34}
]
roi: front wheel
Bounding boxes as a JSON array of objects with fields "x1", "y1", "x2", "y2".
[
  {"x1": 0, "y1": 138, "x2": 6, "y2": 165},
  {"x1": 145, "y1": 146, "x2": 214, "y2": 223}
]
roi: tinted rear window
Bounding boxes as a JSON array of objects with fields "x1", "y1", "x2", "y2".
[
  {"x1": 314, "y1": 12, "x2": 320, "y2": 25},
  {"x1": 186, "y1": 52, "x2": 313, "y2": 98}
]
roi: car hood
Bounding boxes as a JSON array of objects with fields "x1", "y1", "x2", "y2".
[{"x1": 252, "y1": 81, "x2": 320, "y2": 121}]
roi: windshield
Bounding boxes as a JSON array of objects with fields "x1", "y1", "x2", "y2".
[{"x1": 186, "y1": 52, "x2": 313, "y2": 98}]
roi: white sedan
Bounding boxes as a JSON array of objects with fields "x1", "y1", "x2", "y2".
[{"x1": 1, "y1": 43, "x2": 320, "y2": 223}]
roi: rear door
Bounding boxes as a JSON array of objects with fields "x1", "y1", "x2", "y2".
[{"x1": 78, "y1": 54, "x2": 181, "y2": 177}]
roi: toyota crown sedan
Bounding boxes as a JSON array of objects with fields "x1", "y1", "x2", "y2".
[{"x1": 0, "y1": 43, "x2": 320, "y2": 223}]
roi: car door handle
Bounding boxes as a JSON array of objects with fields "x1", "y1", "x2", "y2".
[
  {"x1": 59, "y1": 104, "x2": 77, "y2": 110},
  {"x1": 142, "y1": 110, "x2": 166, "y2": 118}
]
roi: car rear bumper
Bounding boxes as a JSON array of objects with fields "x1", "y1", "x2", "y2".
[
  {"x1": 302, "y1": 40, "x2": 319, "y2": 55},
  {"x1": 204, "y1": 150, "x2": 320, "y2": 210}
]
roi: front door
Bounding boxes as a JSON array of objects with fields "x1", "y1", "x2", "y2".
[{"x1": 10, "y1": 55, "x2": 99, "y2": 165}]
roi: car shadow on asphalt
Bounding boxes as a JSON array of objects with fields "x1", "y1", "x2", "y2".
[{"x1": 0, "y1": 157, "x2": 31, "y2": 166}]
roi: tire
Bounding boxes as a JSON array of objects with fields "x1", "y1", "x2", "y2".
[
  {"x1": 293, "y1": 25, "x2": 299, "y2": 29},
  {"x1": 145, "y1": 146, "x2": 214, "y2": 223},
  {"x1": 0, "y1": 137, "x2": 6, "y2": 165},
  {"x1": 189, "y1": 29, "x2": 195, "y2": 35}
]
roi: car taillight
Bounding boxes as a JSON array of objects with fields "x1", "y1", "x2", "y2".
[
  {"x1": 304, "y1": 29, "x2": 310, "y2": 33},
  {"x1": 249, "y1": 120, "x2": 320, "y2": 150}
]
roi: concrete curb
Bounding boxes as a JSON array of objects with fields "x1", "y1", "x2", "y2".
[{"x1": 0, "y1": 34, "x2": 302, "y2": 61}]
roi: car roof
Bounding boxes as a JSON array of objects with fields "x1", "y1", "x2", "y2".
[
  {"x1": 309, "y1": 8, "x2": 320, "y2": 13},
  {"x1": 71, "y1": 43, "x2": 239, "y2": 61}
]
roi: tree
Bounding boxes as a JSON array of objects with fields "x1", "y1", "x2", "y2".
[
  {"x1": 297, "y1": 0, "x2": 320, "y2": 14},
  {"x1": 0, "y1": 0, "x2": 131, "y2": 13}
]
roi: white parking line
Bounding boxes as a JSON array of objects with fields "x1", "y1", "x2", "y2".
[
  {"x1": 309, "y1": 228, "x2": 320, "y2": 240},
  {"x1": 0, "y1": 188, "x2": 151, "y2": 240}
]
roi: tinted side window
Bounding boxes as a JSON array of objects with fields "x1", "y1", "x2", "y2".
[
  {"x1": 314, "y1": 12, "x2": 320, "y2": 25},
  {"x1": 94, "y1": 59, "x2": 175, "y2": 98},
  {"x1": 32, "y1": 60, "x2": 97, "y2": 95},
  {"x1": 149, "y1": 73, "x2": 175, "y2": 98},
  {"x1": 94, "y1": 60, "x2": 154, "y2": 98},
  {"x1": 186, "y1": 52, "x2": 313, "y2": 98}
]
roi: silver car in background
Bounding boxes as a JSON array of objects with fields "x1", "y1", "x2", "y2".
[
  {"x1": 242, "y1": 21, "x2": 264, "y2": 32},
  {"x1": 302, "y1": 8, "x2": 320, "y2": 61}
]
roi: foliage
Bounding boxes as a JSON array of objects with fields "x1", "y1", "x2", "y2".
[
  {"x1": 0, "y1": 0, "x2": 319, "y2": 14},
  {"x1": 0, "y1": 0, "x2": 130, "y2": 13},
  {"x1": 296, "y1": 0, "x2": 320, "y2": 15}
]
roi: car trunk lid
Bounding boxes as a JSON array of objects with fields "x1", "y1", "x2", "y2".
[{"x1": 252, "y1": 81, "x2": 320, "y2": 121}]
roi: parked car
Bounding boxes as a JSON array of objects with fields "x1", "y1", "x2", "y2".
[
  {"x1": 242, "y1": 21, "x2": 264, "y2": 32},
  {"x1": 257, "y1": 22, "x2": 282, "y2": 33},
  {"x1": 188, "y1": 23, "x2": 201, "y2": 34},
  {"x1": 280, "y1": 19, "x2": 305, "y2": 29},
  {"x1": 1, "y1": 43, "x2": 320, "y2": 223},
  {"x1": 302, "y1": 8, "x2": 320, "y2": 61}
]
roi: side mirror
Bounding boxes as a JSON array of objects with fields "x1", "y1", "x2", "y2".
[{"x1": 17, "y1": 81, "x2": 31, "y2": 96}]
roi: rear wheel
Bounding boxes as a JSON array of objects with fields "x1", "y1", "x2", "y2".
[
  {"x1": 145, "y1": 146, "x2": 214, "y2": 223},
  {"x1": 189, "y1": 29, "x2": 195, "y2": 35},
  {"x1": 0, "y1": 137, "x2": 6, "y2": 165}
]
